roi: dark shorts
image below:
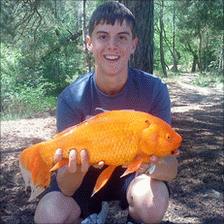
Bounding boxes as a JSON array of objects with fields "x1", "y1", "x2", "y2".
[
  {"x1": 44, "y1": 166, "x2": 135, "y2": 218},
  {"x1": 44, "y1": 166, "x2": 170, "y2": 219}
]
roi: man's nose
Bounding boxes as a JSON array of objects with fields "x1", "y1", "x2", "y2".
[{"x1": 107, "y1": 37, "x2": 119, "y2": 49}]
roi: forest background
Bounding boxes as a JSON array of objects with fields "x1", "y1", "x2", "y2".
[{"x1": 1, "y1": 0, "x2": 223, "y2": 120}]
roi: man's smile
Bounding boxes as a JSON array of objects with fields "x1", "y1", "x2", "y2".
[{"x1": 103, "y1": 55, "x2": 120, "y2": 61}]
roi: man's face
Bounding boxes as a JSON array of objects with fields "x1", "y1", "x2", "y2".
[{"x1": 87, "y1": 20, "x2": 137, "y2": 77}]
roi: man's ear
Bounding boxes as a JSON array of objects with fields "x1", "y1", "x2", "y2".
[
  {"x1": 130, "y1": 37, "x2": 138, "y2": 54},
  {"x1": 86, "y1": 35, "x2": 93, "y2": 52}
]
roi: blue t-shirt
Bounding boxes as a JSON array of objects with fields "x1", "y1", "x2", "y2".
[{"x1": 56, "y1": 68, "x2": 171, "y2": 132}]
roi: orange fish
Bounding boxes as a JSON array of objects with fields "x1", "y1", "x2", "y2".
[{"x1": 19, "y1": 110, "x2": 182, "y2": 201}]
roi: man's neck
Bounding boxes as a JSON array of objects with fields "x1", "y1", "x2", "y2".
[{"x1": 95, "y1": 72, "x2": 128, "y2": 96}]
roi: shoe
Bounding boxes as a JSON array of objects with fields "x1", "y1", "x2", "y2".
[
  {"x1": 81, "y1": 201, "x2": 109, "y2": 224},
  {"x1": 126, "y1": 220, "x2": 142, "y2": 224},
  {"x1": 126, "y1": 222, "x2": 142, "y2": 224},
  {"x1": 126, "y1": 214, "x2": 142, "y2": 224}
]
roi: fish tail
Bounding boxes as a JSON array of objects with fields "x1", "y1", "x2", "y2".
[{"x1": 19, "y1": 143, "x2": 53, "y2": 201}]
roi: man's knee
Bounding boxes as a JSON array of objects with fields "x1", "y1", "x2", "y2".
[
  {"x1": 127, "y1": 175, "x2": 169, "y2": 223},
  {"x1": 34, "y1": 191, "x2": 81, "y2": 224}
]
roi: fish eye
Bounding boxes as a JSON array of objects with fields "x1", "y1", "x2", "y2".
[{"x1": 166, "y1": 134, "x2": 171, "y2": 141}]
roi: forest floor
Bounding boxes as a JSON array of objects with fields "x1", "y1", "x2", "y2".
[{"x1": 1, "y1": 72, "x2": 223, "y2": 224}]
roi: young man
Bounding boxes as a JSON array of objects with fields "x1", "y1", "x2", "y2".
[{"x1": 34, "y1": 1, "x2": 178, "y2": 224}]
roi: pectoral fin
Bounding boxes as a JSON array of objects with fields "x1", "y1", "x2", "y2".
[
  {"x1": 49, "y1": 159, "x2": 68, "y2": 172},
  {"x1": 91, "y1": 165, "x2": 116, "y2": 197},
  {"x1": 121, "y1": 157, "x2": 143, "y2": 177}
]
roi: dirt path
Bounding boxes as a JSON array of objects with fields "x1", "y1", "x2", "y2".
[{"x1": 1, "y1": 73, "x2": 223, "y2": 224}]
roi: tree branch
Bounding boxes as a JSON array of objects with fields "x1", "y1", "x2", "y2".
[{"x1": 41, "y1": 30, "x2": 82, "y2": 61}]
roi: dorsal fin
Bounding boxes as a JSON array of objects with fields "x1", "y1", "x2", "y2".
[{"x1": 52, "y1": 112, "x2": 109, "y2": 139}]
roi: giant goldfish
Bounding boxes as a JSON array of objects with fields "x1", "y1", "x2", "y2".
[{"x1": 19, "y1": 110, "x2": 182, "y2": 201}]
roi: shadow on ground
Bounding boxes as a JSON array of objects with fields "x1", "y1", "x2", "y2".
[{"x1": 0, "y1": 74, "x2": 223, "y2": 224}]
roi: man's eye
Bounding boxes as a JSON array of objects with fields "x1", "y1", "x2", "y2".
[
  {"x1": 98, "y1": 35, "x2": 107, "y2": 40},
  {"x1": 119, "y1": 35, "x2": 127, "y2": 40}
]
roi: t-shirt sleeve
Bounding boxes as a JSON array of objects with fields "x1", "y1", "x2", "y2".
[
  {"x1": 150, "y1": 82, "x2": 171, "y2": 124},
  {"x1": 56, "y1": 95, "x2": 82, "y2": 132}
]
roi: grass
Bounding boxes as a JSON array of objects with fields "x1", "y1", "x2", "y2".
[
  {"x1": 1, "y1": 96, "x2": 56, "y2": 121},
  {"x1": 192, "y1": 72, "x2": 224, "y2": 89},
  {"x1": 156, "y1": 69, "x2": 224, "y2": 89}
]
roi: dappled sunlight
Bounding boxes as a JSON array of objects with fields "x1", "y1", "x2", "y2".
[
  {"x1": 163, "y1": 73, "x2": 224, "y2": 223},
  {"x1": 1, "y1": 74, "x2": 223, "y2": 224}
]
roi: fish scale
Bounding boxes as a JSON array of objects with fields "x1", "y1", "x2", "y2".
[{"x1": 55, "y1": 115, "x2": 142, "y2": 165}]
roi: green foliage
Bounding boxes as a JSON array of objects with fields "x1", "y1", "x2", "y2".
[
  {"x1": 1, "y1": 0, "x2": 223, "y2": 120},
  {"x1": 1, "y1": 0, "x2": 95, "y2": 120},
  {"x1": 1, "y1": 83, "x2": 56, "y2": 120},
  {"x1": 1, "y1": 43, "x2": 56, "y2": 120},
  {"x1": 154, "y1": 0, "x2": 223, "y2": 74},
  {"x1": 175, "y1": 0, "x2": 223, "y2": 72},
  {"x1": 193, "y1": 72, "x2": 224, "y2": 88}
]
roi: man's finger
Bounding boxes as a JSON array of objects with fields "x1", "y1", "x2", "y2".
[
  {"x1": 93, "y1": 161, "x2": 105, "y2": 169},
  {"x1": 97, "y1": 161, "x2": 105, "y2": 169},
  {"x1": 54, "y1": 148, "x2": 63, "y2": 162},
  {"x1": 145, "y1": 164, "x2": 157, "y2": 175},
  {"x1": 68, "y1": 149, "x2": 77, "y2": 173},
  {"x1": 80, "y1": 149, "x2": 89, "y2": 173},
  {"x1": 137, "y1": 163, "x2": 148, "y2": 174}
]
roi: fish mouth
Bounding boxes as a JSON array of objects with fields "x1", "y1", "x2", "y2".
[
  {"x1": 171, "y1": 149, "x2": 180, "y2": 156},
  {"x1": 171, "y1": 141, "x2": 182, "y2": 155},
  {"x1": 172, "y1": 134, "x2": 182, "y2": 155}
]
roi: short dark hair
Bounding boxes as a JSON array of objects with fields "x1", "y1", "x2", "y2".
[{"x1": 88, "y1": 1, "x2": 136, "y2": 37}]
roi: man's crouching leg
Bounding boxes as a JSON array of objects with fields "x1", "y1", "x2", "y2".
[
  {"x1": 127, "y1": 174, "x2": 169, "y2": 224},
  {"x1": 34, "y1": 191, "x2": 81, "y2": 224}
]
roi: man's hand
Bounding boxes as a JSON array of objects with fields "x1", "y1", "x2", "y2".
[
  {"x1": 137, "y1": 155, "x2": 160, "y2": 174},
  {"x1": 137, "y1": 150, "x2": 180, "y2": 181},
  {"x1": 54, "y1": 148, "x2": 90, "y2": 174},
  {"x1": 55, "y1": 148, "x2": 90, "y2": 196},
  {"x1": 55, "y1": 148, "x2": 104, "y2": 196}
]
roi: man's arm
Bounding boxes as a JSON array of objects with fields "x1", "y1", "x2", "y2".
[
  {"x1": 149, "y1": 80, "x2": 178, "y2": 181},
  {"x1": 55, "y1": 93, "x2": 87, "y2": 196}
]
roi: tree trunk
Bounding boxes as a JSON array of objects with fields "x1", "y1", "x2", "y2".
[
  {"x1": 120, "y1": 0, "x2": 154, "y2": 73},
  {"x1": 83, "y1": 0, "x2": 92, "y2": 72},
  {"x1": 198, "y1": 31, "x2": 202, "y2": 72},
  {"x1": 185, "y1": 41, "x2": 199, "y2": 73},
  {"x1": 54, "y1": 0, "x2": 60, "y2": 84},
  {"x1": 191, "y1": 54, "x2": 198, "y2": 73},
  {"x1": 171, "y1": 1, "x2": 178, "y2": 72},
  {"x1": 218, "y1": 42, "x2": 224, "y2": 72},
  {"x1": 159, "y1": 0, "x2": 167, "y2": 77}
]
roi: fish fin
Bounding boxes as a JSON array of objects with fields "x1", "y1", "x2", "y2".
[
  {"x1": 121, "y1": 157, "x2": 144, "y2": 177},
  {"x1": 95, "y1": 107, "x2": 109, "y2": 112},
  {"x1": 19, "y1": 143, "x2": 52, "y2": 200},
  {"x1": 19, "y1": 159, "x2": 45, "y2": 201},
  {"x1": 91, "y1": 165, "x2": 116, "y2": 197},
  {"x1": 49, "y1": 159, "x2": 68, "y2": 172},
  {"x1": 53, "y1": 109, "x2": 109, "y2": 139}
]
